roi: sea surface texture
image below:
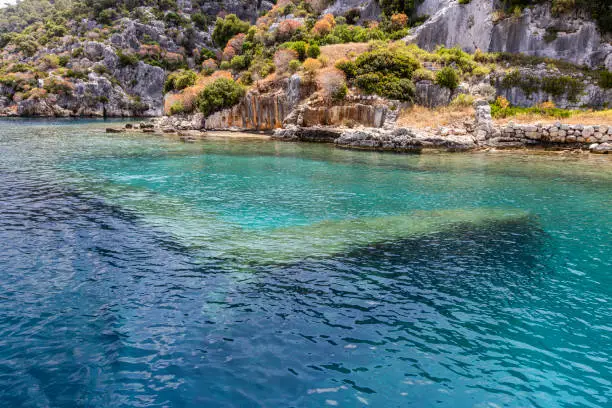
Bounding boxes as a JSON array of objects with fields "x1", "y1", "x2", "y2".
[{"x1": 0, "y1": 120, "x2": 610, "y2": 407}]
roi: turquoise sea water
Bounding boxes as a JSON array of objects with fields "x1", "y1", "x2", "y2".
[{"x1": 0, "y1": 119, "x2": 611, "y2": 407}]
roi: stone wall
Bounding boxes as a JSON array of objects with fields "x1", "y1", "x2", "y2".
[{"x1": 491, "y1": 123, "x2": 611, "y2": 146}]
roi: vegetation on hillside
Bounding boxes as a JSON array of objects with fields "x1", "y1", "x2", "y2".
[{"x1": 0, "y1": 0, "x2": 609, "y2": 118}]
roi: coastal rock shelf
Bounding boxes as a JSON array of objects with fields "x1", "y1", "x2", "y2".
[
  {"x1": 272, "y1": 103, "x2": 612, "y2": 154},
  {"x1": 272, "y1": 122, "x2": 612, "y2": 154},
  {"x1": 144, "y1": 102, "x2": 612, "y2": 154}
]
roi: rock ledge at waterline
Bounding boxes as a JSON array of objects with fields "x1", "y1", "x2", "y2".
[{"x1": 142, "y1": 102, "x2": 612, "y2": 154}]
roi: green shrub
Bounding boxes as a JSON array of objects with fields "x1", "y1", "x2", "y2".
[
  {"x1": 240, "y1": 71, "x2": 254, "y2": 86},
  {"x1": 201, "y1": 48, "x2": 216, "y2": 60},
  {"x1": 355, "y1": 73, "x2": 415, "y2": 101},
  {"x1": 164, "y1": 70, "x2": 197, "y2": 93},
  {"x1": 43, "y1": 77, "x2": 73, "y2": 95},
  {"x1": 72, "y1": 47, "x2": 84, "y2": 58},
  {"x1": 41, "y1": 54, "x2": 60, "y2": 69},
  {"x1": 501, "y1": 70, "x2": 585, "y2": 102},
  {"x1": 307, "y1": 43, "x2": 321, "y2": 59},
  {"x1": 354, "y1": 48, "x2": 420, "y2": 79},
  {"x1": 196, "y1": 78, "x2": 245, "y2": 116},
  {"x1": 192, "y1": 12, "x2": 209, "y2": 30},
  {"x1": 377, "y1": 0, "x2": 420, "y2": 19},
  {"x1": 490, "y1": 99, "x2": 573, "y2": 119},
  {"x1": 599, "y1": 70, "x2": 612, "y2": 89},
  {"x1": 435, "y1": 47, "x2": 477, "y2": 73},
  {"x1": 541, "y1": 75, "x2": 583, "y2": 101},
  {"x1": 164, "y1": 12, "x2": 185, "y2": 26},
  {"x1": 98, "y1": 8, "x2": 118, "y2": 25},
  {"x1": 93, "y1": 64, "x2": 110, "y2": 75},
  {"x1": 288, "y1": 59, "x2": 301, "y2": 73},
  {"x1": 412, "y1": 68, "x2": 435, "y2": 82},
  {"x1": 16, "y1": 38, "x2": 39, "y2": 56},
  {"x1": 117, "y1": 50, "x2": 139, "y2": 67},
  {"x1": 335, "y1": 59, "x2": 358, "y2": 79},
  {"x1": 212, "y1": 14, "x2": 250, "y2": 47},
  {"x1": 435, "y1": 67, "x2": 459, "y2": 90},
  {"x1": 450, "y1": 93, "x2": 474, "y2": 107},
  {"x1": 58, "y1": 55, "x2": 70, "y2": 67},
  {"x1": 169, "y1": 101, "x2": 186, "y2": 115},
  {"x1": 332, "y1": 83, "x2": 348, "y2": 101},
  {"x1": 281, "y1": 41, "x2": 308, "y2": 61},
  {"x1": 230, "y1": 55, "x2": 249, "y2": 71},
  {"x1": 65, "y1": 69, "x2": 88, "y2": 80}
]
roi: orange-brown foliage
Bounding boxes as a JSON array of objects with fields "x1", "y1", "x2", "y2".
[
  {"x1": 312, "y1": 14, "x2": 336, "y2": 37},
  {"x1": 316, "y1": 67, "x2": 346, "y2": 101},
  {"x1": 390, "y1": 13, "x2": 409, "y2": 29},
  {"x1": 223, "y1": 33, "x2": 246, "y2": 61},
  {"x1": 273, "y1": 49, "x2": 299, "y2": 75},
  {"x1": 276, "y1": 19, "x2": 303, "y2": 42}
]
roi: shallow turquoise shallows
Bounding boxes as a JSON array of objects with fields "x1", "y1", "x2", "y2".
[{"x1": 0, "y1": 119, "x2": 611, "y2": 408}]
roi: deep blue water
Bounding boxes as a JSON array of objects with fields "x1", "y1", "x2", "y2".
[{"x1": 0, "y1": 120, "x2": 610, "y2": 407}]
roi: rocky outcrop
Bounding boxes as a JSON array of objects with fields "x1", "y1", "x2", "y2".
[
  {"x1": 334, "y1": 127, "x2": 477, "y2": 151},
  {"x1": 492, "y1": 67, "x2": 611, "y2": 109},
  {"x1": 407, "y1": 0, "x2": 612, "y2": 70},
  {"x1": 590, "y1": 142, "x2": 612, "y2": 154},
  {"x1": 0, "y1": 39, "x2": 165, "y2": 117},
  {"x1": 204, "y1": 91, "x2": 290, "y2": 130},
  {"x1": 154, "y1": 113, "x2": 206, "y2": 131},
  {"x1": 300, "y1": 104, "x2": 388, "y2": 127},
  {"x1": 323, "y1": 0, "x2": 382, "y2": 22},
  {"x1": 273, "y1": 125, "x2": 343, "y2": 142},
  {"x1": 197, "y1": 0, "x2": 274, "y2": 22},
  {"x1": 414, "y1": 80, "x2": 453, "y2": 107}
]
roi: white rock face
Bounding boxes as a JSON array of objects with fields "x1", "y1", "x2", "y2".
[
  {"x1": 406, "y1": 0, "x2": 612, "y2": 69},
  {"x1": 323, "y1": 0, "x2": 381, "y2": 21},
  {"x1": 408, "y1": 0, "x2": 495, "y2": 52}
]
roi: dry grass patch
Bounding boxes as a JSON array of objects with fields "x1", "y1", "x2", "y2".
[
  {"x1": 319, "y1": 43, "x2": 371, "y2": 64},
  {"x1": 495, "y1": 109, "x2": 612, "y2": 125},
  {"x1": 397, "y1": 105, "x2": 475, "y2": 129}
]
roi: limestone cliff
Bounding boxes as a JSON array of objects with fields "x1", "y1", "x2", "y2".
[{"x1": 406, "y1": 0, "x2": 612, "y2": 70}]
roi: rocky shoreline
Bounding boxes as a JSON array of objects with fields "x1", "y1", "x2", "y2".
[{"x1": 110, "y1": 101, "x2": 612, "y2": 154}]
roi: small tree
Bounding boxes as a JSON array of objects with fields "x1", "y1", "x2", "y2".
[
  {"x1": 212, "y1": 14, "x2": 250, "y2": 48},
  {"x1": 288, "y1": 59, "x2": 301, "y2": 73},
  {"x1": 390, "y1": 13, "x2": 409, "y2": 30},
  {"x1": 435, "y1": 67, "x2": 459, "y2": 90},
  {"x1": 196, "y1": 78, "x2": 245, "y2": 116},
  {"x1": 303, "y1": 58, "x2": 322, "y2": 83},
  {"x1": 274, "y1": 49, "x2": 299, "y2": 75},
  {"x1": 316, "y1": 68, "x2": 347, "y2": 102},
  {"x1": 276, "y1": 20, "x2": 303, "y2": 42},
  {"x1": 312, "y1": 14, "x2": 336, "y2": 37},
  {"x1": 306, "y1": 44, "x2": 321, "y2": 59},
  {"x1": 223, "y1": 33, "x2": 246, "y2": 61},
  {"x1": 202, "y1": 58, "x2": 218, "y2": 75}
]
